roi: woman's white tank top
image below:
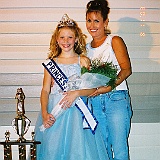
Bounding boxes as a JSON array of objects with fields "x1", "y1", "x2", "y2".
[{"x1": 86, "y1": 34, "x2": 128, "y2": 90}]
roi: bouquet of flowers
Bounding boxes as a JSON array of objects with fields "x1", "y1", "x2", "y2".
[{"x1": 80, "y1": 58, "x2": 118, "y2": 89}]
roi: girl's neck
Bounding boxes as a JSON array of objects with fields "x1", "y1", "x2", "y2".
[
  {"x1": 58, "y1": 51, "x2": 78, "y2": 58},
  {"x1": 91, "y1": 35, "x2": 107, "y2": 48},
  {"x1": 56, "y1": 52, "x2": 79, "y2": 65}
]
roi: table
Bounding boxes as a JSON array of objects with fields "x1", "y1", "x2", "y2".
[{"x1": 0, "y1": 140, "x2": 41, "y2": 160}]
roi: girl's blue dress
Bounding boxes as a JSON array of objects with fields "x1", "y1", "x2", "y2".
[{"x1": 34, "y1": 60, "x2": 109, "y2": 160}]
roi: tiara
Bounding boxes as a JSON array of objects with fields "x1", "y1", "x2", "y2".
[{"x1": 58, "y1": 14, "x2": 75, "y2": 28}]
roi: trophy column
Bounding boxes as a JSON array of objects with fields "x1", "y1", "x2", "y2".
[
  {"x1": 18, "y1": 145, "x2": 26, "y2": 160},
  {"x1": 30, "y1": 131, "x2": 37, "y2": 160},
  {"x1": 3, "y1": 131, "x2": 12, "y2": 160},
  {"x1": 30, "y1": 144, "x2": 37, "y2": 160},
  {"x1": 4, "y1": 144, "x2": 12, "y2": 160}
]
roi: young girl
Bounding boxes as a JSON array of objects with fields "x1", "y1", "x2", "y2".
[{"x1": 34, "y1": 14, "x2": 109, "y2": 160}]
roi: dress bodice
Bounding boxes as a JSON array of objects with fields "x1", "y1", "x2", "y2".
[{"x1": 50, "y1": 63, "x2": 81, "y2": 94}]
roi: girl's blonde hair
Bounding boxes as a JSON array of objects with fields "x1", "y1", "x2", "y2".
[{"x1": 48, "y1": 19, "x2": 87, "y2": 59}]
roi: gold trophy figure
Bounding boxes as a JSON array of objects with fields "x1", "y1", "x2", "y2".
[{"x1": 12, "y1": 88, "x2": 31, "y2": 142}]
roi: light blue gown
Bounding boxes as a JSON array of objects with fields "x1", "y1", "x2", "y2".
[{"x1": 34, "y1": 59, "x2": 109, "y2": 160}]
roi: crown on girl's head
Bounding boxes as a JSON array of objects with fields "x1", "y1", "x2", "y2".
[{"x1": 58, "y1": 14, "x2": 75, "y2": 28}]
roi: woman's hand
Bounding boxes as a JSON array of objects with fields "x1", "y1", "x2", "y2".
[
  {"x1": 88, "y1": 86, "x2": 112, "y2": 97},
  {"x1": 59, "y1": 90, "x2": 79, "y2": 109},
  {"x1": 42, "y1": 113, "x2": 56, "y2": 128}
]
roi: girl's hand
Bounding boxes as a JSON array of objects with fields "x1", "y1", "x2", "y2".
[
  {"x1": 88, "y1": 86, "x2": 112, "y2": 97},
  {"x1": 59, "y1": 91, "x2": 79, "y2": 109},
  {"x1": 43, "y1": 113, "x2": 56, "y2": 128}
]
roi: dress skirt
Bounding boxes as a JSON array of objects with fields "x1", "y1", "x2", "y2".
[{"x1": 34, "y1": 94, "x2": 109, "y2": 160}]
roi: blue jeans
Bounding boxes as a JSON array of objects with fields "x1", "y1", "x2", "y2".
[{"x1": 89, "y1": 90, "x2": 132, "y2": 160}]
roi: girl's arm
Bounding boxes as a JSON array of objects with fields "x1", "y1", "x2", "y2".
[
  {"x1": 60, "y1": 88, "x2": 97, "y2": 109},
  {"x1": 40, "y1": 68, "x2": 55, "y2": 128}
]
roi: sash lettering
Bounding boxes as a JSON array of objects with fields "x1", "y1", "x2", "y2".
[{"x1": 42, "y1": 59, "x2": 68, "y2": 91}]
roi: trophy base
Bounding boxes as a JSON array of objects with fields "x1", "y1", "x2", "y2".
[{"x1": 17, "y1": 136, "x2": 26, "y2": 142}]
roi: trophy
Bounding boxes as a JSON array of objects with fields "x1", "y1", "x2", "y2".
[{"x1": 12, "y1": 88, "x2": 31, "y2": 142}]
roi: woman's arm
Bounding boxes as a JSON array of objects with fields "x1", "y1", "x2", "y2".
[
  {"x1": 40, "y1": 68, "x2": 55, "y2": 128},
  {"x1": 112, "y1": 36, "x2": 132, "y2": 86}
]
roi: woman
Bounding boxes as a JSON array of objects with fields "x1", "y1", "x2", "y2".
[{"x1": 86, "y1": 0, "x2": 133, "y2": 159}]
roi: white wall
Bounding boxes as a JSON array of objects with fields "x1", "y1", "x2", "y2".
[{"x1": 0, "y1": 0, "x2": 160, "y2": 159}]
